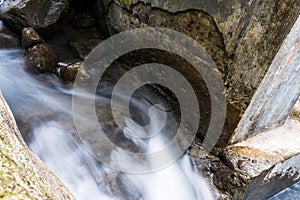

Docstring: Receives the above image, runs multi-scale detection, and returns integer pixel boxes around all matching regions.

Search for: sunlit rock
[0,92,75,200]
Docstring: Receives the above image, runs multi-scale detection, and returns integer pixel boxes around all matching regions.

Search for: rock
[291,98,300,122]
[0,92,75,199]
[72,13,96,28]
[103,0,300,146]
[24,44,59,74]
[21,27,44,49]
[0,20,19,48]
[66,25,104,58]
[223,118,300,199]
[0,0,69,34]
[94,0,111,36]
[58,59,91,82]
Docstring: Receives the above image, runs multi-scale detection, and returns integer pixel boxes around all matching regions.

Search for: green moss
[39,56,46,67]
[123,0,131,8]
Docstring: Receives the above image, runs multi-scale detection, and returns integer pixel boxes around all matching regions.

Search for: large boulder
[24,43,59,74]
[0,92,75,199]
[0,0,69,34]
[0,20,19,48]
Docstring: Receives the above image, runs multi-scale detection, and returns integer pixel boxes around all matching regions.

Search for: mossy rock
[24,43,58,74]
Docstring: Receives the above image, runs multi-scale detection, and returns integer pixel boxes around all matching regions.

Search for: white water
[0,49,215,199]
[2,47,298,200]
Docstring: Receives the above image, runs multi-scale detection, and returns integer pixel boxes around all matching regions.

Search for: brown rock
[24,44,58,74]
[21,27,44,49]
[58,60,90,82]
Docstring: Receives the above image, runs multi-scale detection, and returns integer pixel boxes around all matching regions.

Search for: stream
[0,48,215,199]
[1,46,299,199]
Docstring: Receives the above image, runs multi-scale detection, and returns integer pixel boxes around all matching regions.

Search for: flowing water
[0,48,216,199]
[1,47,299,199]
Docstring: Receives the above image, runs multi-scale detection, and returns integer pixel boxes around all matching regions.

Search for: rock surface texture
[223,119,300,199]
[0,0,69,34]
[99,0,300,104]
[0,92,75,200]
[0,0,299,199]
[96,0,300,146]
[24,44,58,73]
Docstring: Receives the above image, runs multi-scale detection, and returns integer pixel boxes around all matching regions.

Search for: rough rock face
[24,44,59,73]
[0,20,19,48]
[227,0,300,104]
[100,0,300,108]
[222,118,300,199]
[0,0,69,34]
[96,0,300,146]
[0,92,75,200]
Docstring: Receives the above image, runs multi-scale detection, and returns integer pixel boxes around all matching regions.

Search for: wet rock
[24,44,59,74]
[72,13,96,28]
[58,59,91,82]
[21,27,44,49]
[0,0,69,34]
[0,92,75,200]
[0,20,19,48]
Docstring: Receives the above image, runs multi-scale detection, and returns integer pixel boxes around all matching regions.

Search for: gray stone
[0,0,69,33]
[103,0,300,147]
[223,118,300,199]
[231,15,300,143]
